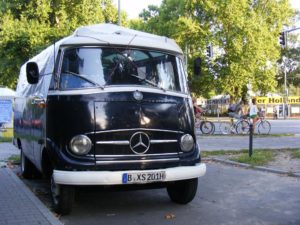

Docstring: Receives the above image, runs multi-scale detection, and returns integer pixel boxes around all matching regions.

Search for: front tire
[200,121,215,134]
[235,120,250,134]
[167,178,198,204]
[258,120,271,134]
[51,175,75,215]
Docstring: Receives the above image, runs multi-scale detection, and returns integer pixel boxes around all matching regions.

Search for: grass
[0,137,13,142]
[201,150,248,158]
[254,133,295,138]
[291,149,300,159]
[202,149,275,166]
[7,154,20,164]
[231,151,275,167]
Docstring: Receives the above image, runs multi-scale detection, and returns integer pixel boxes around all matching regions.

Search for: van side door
[30,91,46,170]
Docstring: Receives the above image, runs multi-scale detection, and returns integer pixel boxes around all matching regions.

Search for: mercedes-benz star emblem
[129,132,150,154]
[133,91,143,101]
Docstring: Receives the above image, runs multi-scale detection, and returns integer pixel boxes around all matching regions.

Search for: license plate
[122,171,166,184]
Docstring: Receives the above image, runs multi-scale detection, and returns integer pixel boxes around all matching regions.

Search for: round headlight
[180,134,194,152]
[69,135,92,155]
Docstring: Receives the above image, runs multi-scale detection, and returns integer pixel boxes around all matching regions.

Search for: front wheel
[51,175,75,215]
[200,121,215,134]
[258,120,271,134]
[167,178,198,204]
[235,120,250,134]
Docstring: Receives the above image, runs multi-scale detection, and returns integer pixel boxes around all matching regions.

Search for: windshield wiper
[63,71,104,89]
[130,74,166,91]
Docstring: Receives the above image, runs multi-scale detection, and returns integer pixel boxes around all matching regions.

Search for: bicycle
[256,116,271,134]
[195,111,215,135]
[219,116,250,135]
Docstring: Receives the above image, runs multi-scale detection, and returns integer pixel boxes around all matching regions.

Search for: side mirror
[193,57,201,76]
[26,62,39,84]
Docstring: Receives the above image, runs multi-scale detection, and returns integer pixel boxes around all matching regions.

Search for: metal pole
[118,0,121,26]
[284,32,288,119]
[249,120,253,157]
[284,64,287,119]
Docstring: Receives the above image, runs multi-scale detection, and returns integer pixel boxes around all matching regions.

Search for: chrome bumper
[53,163,206,185]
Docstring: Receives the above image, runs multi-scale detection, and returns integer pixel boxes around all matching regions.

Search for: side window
[49,50,61,90]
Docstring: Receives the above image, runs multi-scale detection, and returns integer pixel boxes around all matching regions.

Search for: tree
[277,33,300,95]
[0,0,122,88]
[130,0,294,100]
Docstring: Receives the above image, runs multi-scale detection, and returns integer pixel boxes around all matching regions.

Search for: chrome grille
[93,128,182,158]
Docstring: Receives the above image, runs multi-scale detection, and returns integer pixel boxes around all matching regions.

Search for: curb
[5,168,62,225]
[205,157,300,178]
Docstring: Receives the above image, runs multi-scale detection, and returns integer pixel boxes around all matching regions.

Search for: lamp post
[280,27,300,119]
[284,58,287,119]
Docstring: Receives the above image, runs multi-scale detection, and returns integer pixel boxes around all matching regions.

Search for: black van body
[13,24,206,215]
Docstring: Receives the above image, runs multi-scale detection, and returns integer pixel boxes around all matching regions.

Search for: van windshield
[59,47,182,92]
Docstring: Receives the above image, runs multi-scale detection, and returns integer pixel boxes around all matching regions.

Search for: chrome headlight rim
[180,134,194,152]
[69,135,92,155]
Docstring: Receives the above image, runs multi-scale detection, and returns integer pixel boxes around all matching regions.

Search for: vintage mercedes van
[13,24,206,214]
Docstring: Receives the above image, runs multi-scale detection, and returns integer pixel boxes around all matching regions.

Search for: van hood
[95,96,178,132]
[93,90,194,132]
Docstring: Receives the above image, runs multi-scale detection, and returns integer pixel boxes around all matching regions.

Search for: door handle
[31,97,44,104]
[31,96,46,108]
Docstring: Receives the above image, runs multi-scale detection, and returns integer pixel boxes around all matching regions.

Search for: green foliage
[0,0,122,88]
[130,0,294,98]
[231,150,275,166]
[277,33,300,89]
[1,0,296,97]
[291,149,300,159]
[0,137,13,142]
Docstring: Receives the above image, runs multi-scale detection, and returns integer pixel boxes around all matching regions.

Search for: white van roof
[62,24,182,54]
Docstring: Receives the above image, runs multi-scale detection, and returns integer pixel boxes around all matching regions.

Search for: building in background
[256,96,300,118]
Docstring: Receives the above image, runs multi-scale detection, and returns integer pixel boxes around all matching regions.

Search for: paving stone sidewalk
[0,168,61,225]
[0,143,61,224]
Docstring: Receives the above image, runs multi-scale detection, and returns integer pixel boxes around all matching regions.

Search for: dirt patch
[210,150,300,173]
[265,150,300,173]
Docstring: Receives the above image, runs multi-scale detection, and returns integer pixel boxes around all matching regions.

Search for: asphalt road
[269,119,300,134]
[197,135,300,151]
[211,119,300,135]
[57,162,299,225]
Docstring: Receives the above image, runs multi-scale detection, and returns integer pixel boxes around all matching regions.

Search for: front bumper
[53,163,206,185]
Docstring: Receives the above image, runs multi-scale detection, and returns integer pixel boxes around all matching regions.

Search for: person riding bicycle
[228,99,247,119]
[249,98,259,133]
[227,99,248,133]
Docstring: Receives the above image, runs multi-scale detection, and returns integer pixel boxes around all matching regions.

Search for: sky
[290,0,300,11]
[113,0,162,19]
[114,0,300,19]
